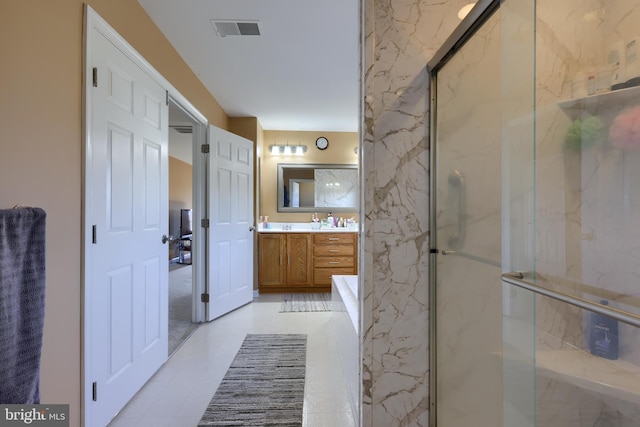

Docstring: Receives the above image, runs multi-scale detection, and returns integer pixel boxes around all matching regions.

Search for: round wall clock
[315,137,329,150]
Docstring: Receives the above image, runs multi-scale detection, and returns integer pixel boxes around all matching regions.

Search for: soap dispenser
[589,300,619,360]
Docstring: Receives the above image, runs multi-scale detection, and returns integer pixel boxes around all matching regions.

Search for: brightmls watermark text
[0,405,68,427]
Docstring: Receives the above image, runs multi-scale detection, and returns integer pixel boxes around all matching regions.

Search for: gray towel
[0,207,46,404]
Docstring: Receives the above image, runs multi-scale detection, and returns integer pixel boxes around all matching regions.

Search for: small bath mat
[280,293,332,312]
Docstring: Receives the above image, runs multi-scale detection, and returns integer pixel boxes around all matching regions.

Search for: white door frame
[83,6,208,425]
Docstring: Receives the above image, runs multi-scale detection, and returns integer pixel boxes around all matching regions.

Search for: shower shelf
[500,344,640,405]
[535,349,640,404]
[558,85,640,114]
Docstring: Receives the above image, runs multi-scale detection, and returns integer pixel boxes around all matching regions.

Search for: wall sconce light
[269,144,307,156]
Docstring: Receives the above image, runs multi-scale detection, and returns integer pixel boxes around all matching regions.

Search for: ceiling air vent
[211,20,261,37]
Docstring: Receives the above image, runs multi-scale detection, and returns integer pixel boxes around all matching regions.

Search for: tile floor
[108,293,356,427]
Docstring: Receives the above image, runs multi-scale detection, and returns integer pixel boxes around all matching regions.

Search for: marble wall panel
[361,0,471,425]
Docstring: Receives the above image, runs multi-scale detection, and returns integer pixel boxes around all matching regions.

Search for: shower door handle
[448,169,466,249]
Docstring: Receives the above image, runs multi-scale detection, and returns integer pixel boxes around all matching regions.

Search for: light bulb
[458,3,475,20]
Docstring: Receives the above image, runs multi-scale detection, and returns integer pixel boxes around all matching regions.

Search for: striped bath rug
[198,334,307,426]
[280,293,332,312]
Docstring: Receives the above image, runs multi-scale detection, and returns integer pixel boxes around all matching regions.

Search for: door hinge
[201,218,210,228]
[201,144,210,154]
[92,67,98,87]
[92,382,97,401]
[201,293,210,303]
[165,90,169,106]
[92,225,97,244]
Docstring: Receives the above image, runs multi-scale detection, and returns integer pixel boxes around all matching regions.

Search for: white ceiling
[138,0,360,132]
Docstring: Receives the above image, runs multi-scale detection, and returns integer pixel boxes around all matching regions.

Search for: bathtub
[331,275,359,422]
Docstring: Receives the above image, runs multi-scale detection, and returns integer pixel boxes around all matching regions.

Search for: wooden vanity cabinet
[257,233,286,287]
[286,233,313,286]
[313,233,357,287]
[258,233,312,291]
[258,231,357,292]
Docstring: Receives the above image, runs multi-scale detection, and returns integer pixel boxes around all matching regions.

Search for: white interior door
[291,181,300,207]
[206,125,254,321]
[86,29,169,426]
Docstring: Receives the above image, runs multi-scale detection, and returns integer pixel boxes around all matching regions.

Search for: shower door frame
[426,1,503,425]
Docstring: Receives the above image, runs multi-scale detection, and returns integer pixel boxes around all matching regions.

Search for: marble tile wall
[361,0,470,425]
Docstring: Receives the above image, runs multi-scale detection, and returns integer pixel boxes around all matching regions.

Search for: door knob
[162,235,174,244]
[249,226,256,231]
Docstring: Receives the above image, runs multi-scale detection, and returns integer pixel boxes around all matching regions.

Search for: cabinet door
[286,234,313,286]
[258,234,285,287]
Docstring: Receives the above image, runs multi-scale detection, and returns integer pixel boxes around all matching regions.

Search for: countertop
[257,222,358,233]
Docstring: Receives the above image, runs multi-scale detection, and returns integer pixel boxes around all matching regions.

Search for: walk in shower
[429,0,640,425]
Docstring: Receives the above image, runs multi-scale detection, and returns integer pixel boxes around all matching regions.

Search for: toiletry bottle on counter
[589,300,618,360]
[327,212,333,228]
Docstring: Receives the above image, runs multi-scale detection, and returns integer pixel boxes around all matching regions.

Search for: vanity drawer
[313,233,356,245]
[314,268,355,286]
[314,256,355,268]
[314,245,354,257]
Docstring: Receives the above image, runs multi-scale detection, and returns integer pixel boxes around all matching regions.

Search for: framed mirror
[277,163,358,213]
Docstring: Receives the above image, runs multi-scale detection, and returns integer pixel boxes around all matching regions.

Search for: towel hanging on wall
[0,207,46,404]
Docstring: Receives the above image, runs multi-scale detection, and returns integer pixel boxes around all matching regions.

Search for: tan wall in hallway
[169,157,193,259]
[0,1,227,425]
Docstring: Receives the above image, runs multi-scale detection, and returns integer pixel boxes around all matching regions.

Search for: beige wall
[169,156,193,259]
[0,1,227,425]
[261,130,359,221]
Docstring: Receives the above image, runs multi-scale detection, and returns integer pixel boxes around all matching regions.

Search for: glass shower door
[433,6,504,426]
[501,0,640,425]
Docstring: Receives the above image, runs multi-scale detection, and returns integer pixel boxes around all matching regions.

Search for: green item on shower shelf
[564,116,605,151]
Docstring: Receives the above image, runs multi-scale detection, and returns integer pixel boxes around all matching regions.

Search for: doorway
[168,101,199,355]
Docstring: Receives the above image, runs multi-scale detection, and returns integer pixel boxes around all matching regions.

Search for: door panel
[433,8,503,426]
[258,234,285,287]
[287,234,312,286]
[207,125,254,321]
[87,29,168,426]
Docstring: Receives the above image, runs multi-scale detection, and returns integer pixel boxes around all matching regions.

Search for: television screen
[180,209,193,237]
